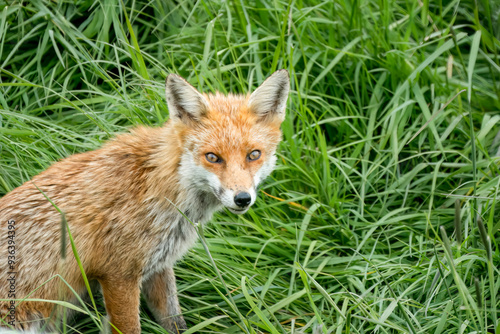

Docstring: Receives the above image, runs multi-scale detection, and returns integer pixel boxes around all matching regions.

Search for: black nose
[234,192,251,207]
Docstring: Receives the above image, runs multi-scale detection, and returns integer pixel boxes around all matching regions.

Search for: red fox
[0,70,290,333]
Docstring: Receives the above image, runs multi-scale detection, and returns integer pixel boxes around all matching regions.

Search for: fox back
[0,70,289,333]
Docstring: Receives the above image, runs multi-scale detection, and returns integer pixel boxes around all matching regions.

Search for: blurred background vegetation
[0,0,499,333]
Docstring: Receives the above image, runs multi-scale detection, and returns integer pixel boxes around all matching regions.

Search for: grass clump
[1,0,499,333]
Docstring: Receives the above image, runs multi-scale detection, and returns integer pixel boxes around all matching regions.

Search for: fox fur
[0,70,290,333]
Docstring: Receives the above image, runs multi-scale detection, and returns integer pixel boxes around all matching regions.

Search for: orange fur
[0,70,289,333]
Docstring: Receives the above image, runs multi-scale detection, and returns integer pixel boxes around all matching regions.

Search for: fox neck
[140,125,222,279]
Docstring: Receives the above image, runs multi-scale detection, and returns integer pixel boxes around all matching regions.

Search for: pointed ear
[248,69,290,123]
[165,74,210,123]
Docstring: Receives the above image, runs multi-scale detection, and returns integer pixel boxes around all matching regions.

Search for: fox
[0,69,290,333]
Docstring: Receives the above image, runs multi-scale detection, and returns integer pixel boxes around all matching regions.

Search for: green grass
[1,0,500,333]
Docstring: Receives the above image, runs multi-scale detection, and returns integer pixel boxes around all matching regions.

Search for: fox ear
[248,69,290,122]
[165,74,209,123]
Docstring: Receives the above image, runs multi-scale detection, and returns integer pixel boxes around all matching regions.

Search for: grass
[1,0,500,333]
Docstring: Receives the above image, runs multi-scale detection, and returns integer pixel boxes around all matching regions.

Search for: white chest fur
[142,216,197,280]
[142,190,221,280]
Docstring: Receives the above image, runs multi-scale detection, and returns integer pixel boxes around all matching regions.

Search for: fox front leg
[143,267,187,333]
[99,276,142,334]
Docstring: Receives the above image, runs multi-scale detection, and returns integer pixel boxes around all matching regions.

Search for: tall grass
[1,0,499,333]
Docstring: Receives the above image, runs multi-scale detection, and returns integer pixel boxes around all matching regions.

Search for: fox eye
[206,152,222,163]
[247,150,261,161]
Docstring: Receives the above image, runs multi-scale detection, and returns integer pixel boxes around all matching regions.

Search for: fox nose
[234,192,251,208]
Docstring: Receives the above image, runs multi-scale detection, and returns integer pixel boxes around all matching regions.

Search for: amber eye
[247,150,261,161]
[206,153,222,163]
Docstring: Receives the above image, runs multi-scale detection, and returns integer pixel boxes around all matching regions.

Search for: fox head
[165,70,289,214]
